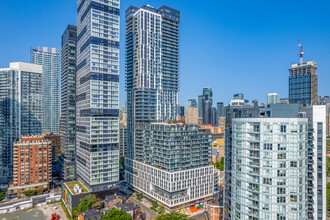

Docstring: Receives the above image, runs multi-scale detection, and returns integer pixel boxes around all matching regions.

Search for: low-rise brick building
[8,136,51,198]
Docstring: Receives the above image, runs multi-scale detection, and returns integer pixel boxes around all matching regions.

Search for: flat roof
[64,181,89,195]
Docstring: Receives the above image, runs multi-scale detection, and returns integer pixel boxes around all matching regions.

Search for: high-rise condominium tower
[217,102,225,117]
[231,118,309,220]
[126,5,180,159]
[76,0,120,191]
[0,63,43,184]
[32,47,60,133]
[125,5,218,210]
[289,61,318,105]
[58,25,77,180]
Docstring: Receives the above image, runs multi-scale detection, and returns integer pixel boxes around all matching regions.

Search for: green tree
[102,208,132,220]
[120,157,125,168]
[158,205,165,214]
[327,183,330,211]
[73,194,99,214]
[136,192,143,201]
[0,192,5,201]
[156,212,189,220]
[23,190,37,197]
[212,157,224,171]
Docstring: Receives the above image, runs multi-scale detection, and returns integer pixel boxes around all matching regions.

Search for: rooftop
[115,202,138,212]
[64,181,89,195]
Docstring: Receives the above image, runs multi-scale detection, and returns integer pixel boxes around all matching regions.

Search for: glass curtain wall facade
[231,118,308,220]
[32,47,60,133]
[76,0,120,191]
[289,61,318,105]
[0,63,43,184]
[125,5,180,160]
[58,25,77,180]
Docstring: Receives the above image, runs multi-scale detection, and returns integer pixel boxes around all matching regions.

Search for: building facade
[0,62,43,184]
[32,47,60,133]
[300,106,326,219]
[8,136,51,198]
[43,132,61,165]
[125,123,217,210]
[230,118,309,220]
[76,0,120,191]
[125,5,180,159]
[185,107,199,125]
[58,25,77,181]
[119,123,127,158]
[289,61,318,105]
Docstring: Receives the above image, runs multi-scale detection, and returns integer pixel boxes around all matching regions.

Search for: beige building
[185,107,198,125]
[218,117,226,127]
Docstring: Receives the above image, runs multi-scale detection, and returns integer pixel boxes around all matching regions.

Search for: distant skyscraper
[211,107,218,126]
[0,63,43,184]
[289,61,318,105]
[198,95,204,117]
[76,0,120,191]
[178,105,185,117]
[126,5,179,160]
[233,93,244,100]
[58,25,77,181]
[203,87,213,104]
[32,47,60,133]
[203,100,212,125]
[267,92,280,104]
[217,102,225,117]
[188,99,197,108]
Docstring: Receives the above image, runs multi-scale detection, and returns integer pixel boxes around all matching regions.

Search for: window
[280,125,287,133]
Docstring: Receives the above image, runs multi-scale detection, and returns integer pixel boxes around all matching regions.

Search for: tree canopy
[156,212,189,220]
[102,209,133,220]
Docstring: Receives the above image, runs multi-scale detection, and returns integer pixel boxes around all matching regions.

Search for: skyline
[1,0,330,107]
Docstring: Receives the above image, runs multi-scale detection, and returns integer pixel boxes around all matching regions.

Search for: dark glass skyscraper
[289,61,318,105]
[76,0,120,191]
[58,25,77,181]
[217,102,225,117]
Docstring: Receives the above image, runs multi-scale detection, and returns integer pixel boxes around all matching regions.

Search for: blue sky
[1,0,329,107]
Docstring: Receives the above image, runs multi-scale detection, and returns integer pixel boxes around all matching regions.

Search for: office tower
[203,87,213,104]
[188,99,197,108]
[230,118,308,220]
[32,47,60,133]
[58,25,77,180]
[233,93,244,100]
[126,5,180,159]
[125,123,217,210]
[203,100,212,125]
[289,61,318,105]
[0,62,43,184]
[300,105,326,219]
[178,105,185,118]
[217,102,225,117]
[224,96,260,219]
[267,93,280,105]
[185,107,199,125]
[198,95,204,117]
[8,135,51,198]
[76,0,120,192]
[211,107,218,126]
[119,123,127,158]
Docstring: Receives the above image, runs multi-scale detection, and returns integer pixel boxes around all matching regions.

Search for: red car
[51,213,58,220]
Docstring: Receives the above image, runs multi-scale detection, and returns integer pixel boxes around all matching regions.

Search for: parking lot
[0,203,67,220]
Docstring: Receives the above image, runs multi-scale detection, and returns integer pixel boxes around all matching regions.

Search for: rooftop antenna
[298,40,304,64]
